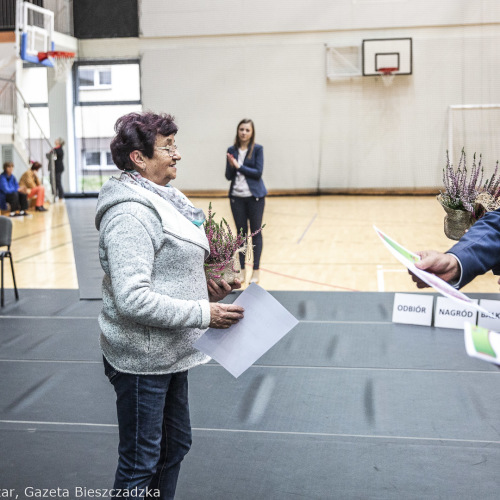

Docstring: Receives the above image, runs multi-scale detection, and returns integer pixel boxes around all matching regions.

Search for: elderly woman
[96,111,244,499]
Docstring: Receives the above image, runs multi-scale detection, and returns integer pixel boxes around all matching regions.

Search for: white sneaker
[250,270,260,283]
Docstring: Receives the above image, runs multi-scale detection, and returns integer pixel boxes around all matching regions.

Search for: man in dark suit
[411,209,500,288]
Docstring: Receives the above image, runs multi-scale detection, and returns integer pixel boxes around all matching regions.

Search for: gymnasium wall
[77,0,500,193]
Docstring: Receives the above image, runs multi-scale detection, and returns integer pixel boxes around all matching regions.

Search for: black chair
[0,216,19,307]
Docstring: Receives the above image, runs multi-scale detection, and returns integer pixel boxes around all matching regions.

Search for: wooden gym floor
[3,195,499,294]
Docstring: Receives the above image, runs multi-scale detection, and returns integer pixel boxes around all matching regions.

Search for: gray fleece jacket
[95,178,211,374]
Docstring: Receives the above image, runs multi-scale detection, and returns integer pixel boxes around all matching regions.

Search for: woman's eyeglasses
[156,145,179,157]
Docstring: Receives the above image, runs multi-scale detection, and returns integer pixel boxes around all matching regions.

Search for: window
[78,67,112,89]
[85,151,101,166]
[83,151,116,171]
[79,69,94,87]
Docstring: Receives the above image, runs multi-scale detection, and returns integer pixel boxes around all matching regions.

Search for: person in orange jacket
[19,162,47,212]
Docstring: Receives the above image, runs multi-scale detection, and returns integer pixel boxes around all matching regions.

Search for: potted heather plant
[439,149,482,240]
[474,159,500,216]
[204,203,264,285]
[439,149,500,240]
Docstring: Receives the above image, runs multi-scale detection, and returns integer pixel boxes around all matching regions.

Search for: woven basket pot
[437,195,474,240]
[205,254,242,286]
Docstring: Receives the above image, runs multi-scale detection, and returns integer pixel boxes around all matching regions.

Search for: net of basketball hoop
[38,51,76,82]
[377,67,397,86]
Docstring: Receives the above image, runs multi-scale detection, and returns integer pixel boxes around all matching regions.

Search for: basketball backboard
[362,38,412,77]
[19,2,54,67]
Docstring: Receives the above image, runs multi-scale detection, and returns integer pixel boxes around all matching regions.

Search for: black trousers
[55,172,64,199]
[229,196,265,270]
[6,192,28,212]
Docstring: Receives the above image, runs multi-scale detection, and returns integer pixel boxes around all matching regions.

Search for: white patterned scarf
[119,170,205,226]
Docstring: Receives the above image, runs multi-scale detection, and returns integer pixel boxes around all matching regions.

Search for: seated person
[19,161,47,212]
[0,162,28,217]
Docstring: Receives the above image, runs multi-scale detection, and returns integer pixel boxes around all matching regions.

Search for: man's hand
[209,303,244,329]
[409,250,460,288]
[208,279,242,302]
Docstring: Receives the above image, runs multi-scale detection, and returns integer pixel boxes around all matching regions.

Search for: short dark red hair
[110,112,178,171]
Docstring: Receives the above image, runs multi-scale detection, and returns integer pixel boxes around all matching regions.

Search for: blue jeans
[104,357,192,499]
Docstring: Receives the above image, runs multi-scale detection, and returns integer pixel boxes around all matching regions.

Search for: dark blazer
[448,208,500,287]
[54,146,64,174]
[225,144,267,198]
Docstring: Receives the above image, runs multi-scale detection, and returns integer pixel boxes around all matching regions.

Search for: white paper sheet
[373,225,493,317]
[194,283,299,378]
[464,322,500,366]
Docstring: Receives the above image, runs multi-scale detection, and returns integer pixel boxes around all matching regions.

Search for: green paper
[379,232,419,263]
[471,325,497,358]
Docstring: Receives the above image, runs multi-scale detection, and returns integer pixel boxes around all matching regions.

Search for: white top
[231,148,252,197]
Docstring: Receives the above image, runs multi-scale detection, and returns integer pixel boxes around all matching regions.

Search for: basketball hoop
[38,51,76,82]
[377,67,397,86]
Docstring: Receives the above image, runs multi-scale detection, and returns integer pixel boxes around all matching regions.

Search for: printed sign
[392,293,434,326]
[434,297,478,330]
[478,299,500,331]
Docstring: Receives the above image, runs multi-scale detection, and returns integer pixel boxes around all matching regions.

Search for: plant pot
[205,254,242,286]
[437,195,474,240]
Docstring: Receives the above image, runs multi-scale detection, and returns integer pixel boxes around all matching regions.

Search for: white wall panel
[18,67,48,103]
[320,30,500,189]
[78,3,500,191]
[139,0,500,38]
[141,42,324,192]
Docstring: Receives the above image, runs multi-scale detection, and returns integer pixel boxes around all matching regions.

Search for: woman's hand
[209,303,244,328]
[227,153,239,169]
[208,279,242,302]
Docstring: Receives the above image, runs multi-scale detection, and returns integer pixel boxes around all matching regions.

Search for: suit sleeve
[447,208,500,288]
[225,148,236,181]
[238,146,264,180]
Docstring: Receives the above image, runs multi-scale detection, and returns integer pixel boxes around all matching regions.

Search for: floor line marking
[377,265,408,292]
[0,317,389,324]
[260,267,358,291]
[1,420,499,445]
[0,316,97,320]
[0,359,101,364]
[201,364,498,374]
[191,428,500,445]
[297,213,317,244]
[15,241,73,263]
[0,359,495,374]
[0,419,116,428]
[377,265,385,291]
[300,320,392,324]
[11,223,69,242]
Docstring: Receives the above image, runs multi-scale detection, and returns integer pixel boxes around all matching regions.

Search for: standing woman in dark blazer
[226,118,267,284]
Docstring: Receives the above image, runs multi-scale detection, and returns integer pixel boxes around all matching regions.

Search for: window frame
[77,66,112,90]
[83,150,116,171]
